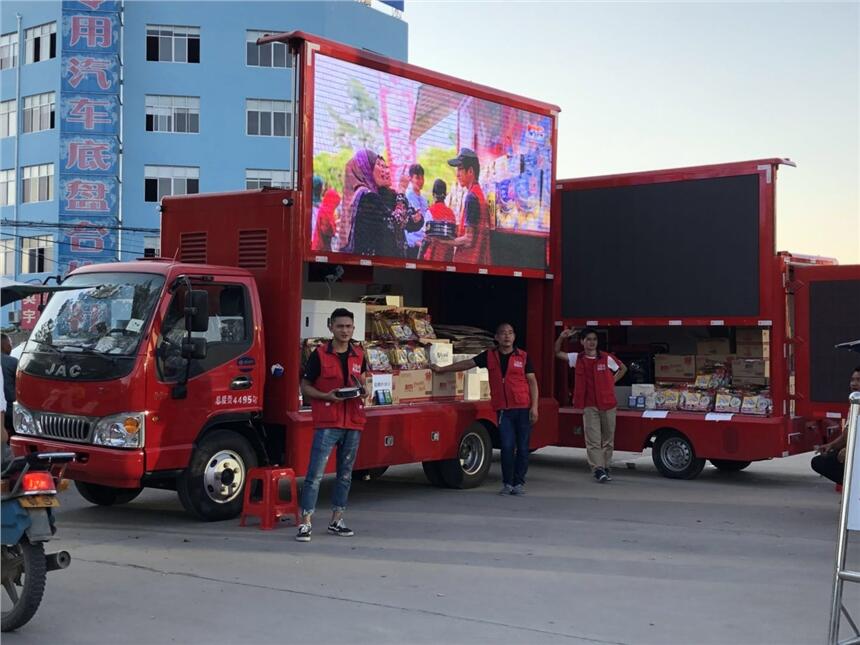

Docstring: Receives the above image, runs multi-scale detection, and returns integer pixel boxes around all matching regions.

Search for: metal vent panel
[238,229,268,269]
[36,412,93,443]
[179,231,207,264]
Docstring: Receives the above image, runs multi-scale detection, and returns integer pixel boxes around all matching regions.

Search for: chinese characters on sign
[59,0,122,276]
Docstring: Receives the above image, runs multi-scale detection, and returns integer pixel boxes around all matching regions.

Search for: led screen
[311,54,552,270]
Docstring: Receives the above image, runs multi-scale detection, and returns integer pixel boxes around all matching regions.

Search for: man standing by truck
[440,148,491,265]
[555,328,627,483]
[431,323,539,495]
[297,308,367,542]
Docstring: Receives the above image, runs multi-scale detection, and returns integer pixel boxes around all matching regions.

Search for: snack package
[714,389,743,413]
[411,346,428,369]
[405,309,436,339]
[680,389,714,413]
[389,346,410,370]
[366,345,392,372]
[654,386,681,411]
[741,393,772,416]
[694,363,731,390]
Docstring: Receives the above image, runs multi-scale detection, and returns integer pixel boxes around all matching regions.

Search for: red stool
[240,467,300,530]
[836,484,843,494]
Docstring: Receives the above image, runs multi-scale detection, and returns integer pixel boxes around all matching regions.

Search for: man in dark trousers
[811,366,860,485]
[431,323,539,495]
[297,308,367,542]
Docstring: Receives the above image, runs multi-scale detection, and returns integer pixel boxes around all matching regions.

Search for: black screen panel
[561,174,761,318]
[809,280,860,403]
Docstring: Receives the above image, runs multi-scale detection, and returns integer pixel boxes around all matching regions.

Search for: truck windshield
[26,272,165,358]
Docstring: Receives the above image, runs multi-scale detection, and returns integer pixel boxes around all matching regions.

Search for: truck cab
[12,261,267,520]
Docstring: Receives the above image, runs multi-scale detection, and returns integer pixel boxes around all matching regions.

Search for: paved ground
[4,448,858,644]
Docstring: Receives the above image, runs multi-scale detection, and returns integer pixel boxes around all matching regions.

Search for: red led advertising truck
[552,159,859,478]
[11,34,858,521]
[11,32,562,520]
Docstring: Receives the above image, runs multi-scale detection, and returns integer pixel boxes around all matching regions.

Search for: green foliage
[313,149,355,194]
[330,79,382,151]
[417,147,458,195]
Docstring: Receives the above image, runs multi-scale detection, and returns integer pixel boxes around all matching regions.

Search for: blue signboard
[61,53,119,94]
[62,11,121,53]
[60,135,119,176]
[60,93,119,136]
[59,176,119,218]
[57,215,119,274]
[64,0,121,12]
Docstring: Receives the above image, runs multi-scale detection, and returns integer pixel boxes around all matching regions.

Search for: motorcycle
[1,452,75,632]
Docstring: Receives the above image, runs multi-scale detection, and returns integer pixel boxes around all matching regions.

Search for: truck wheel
[422,461,446,487]
[75,482,143,506]
[353,467,388,482]
[177,430,257,522]
[1,540,47,632]
[652,431,706,480]
[439,424,492,489]
[709,459,751,472]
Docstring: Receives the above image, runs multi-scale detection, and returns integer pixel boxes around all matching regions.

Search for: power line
[2,232,149,265]
[2,219,161,234]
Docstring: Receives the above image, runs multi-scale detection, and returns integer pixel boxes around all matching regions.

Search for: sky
[404,1,859,263]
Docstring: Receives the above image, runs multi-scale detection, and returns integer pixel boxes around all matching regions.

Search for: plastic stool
[835,484,843,494]
[240,467,300,530]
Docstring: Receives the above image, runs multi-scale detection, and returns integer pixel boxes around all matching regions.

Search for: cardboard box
[464,367,489,401]
[631,383,656,409]
[392,369,432,404]
[696,354,735,372]
[654,355,696,381]
[432,371,464,400]
[733,358,769,379]
[732,376,769,388]
[736,328,770,344]
[425,340,453,367]
[361,295,404,307]
[696,338,731,355]
[736,342,770,358]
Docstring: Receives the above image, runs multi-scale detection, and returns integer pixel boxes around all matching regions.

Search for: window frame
[245,99,291,138]
[21,234,54,274]
[21,163,54,204]
[245,169,291,190]
[24,22,57,65]
[0,99,16,138]
[145,25,200,64]
[145,95,200,134]
[0,238,14,276]
[144,165,200,203]
[0,31,18,70]
[22,92,56,134]
[0,168,15,207]
[245,30,291,69]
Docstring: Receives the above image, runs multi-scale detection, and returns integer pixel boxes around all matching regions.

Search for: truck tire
[177,430,257,522]
[1,540,47,632]
[75,482,143,506]
[652,430,706,480]
[353,467,388,482]
[709,459,751,472]
[422,461,446,487]
[439,424,492,489]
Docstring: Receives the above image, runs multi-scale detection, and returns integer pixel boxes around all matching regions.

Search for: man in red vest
[431,323,539,495]
[297,308,367,542]
[438,148,491,265]
[555,328,627,483]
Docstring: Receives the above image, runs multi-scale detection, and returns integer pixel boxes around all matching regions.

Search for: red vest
[456,184,491,265]
[573,352,617,411]
[486,348,531,412]
[309,343,366,431]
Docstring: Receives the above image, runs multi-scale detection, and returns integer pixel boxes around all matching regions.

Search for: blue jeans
[498,408,531,486]
[300,428,361,517]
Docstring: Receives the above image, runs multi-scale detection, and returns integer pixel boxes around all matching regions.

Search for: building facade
[1,0,406,323]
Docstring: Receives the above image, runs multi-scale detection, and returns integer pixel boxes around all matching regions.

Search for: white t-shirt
[567,352,620,371]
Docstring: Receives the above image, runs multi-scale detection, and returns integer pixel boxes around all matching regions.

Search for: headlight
[92,412,145,449]
[13,403,38,435]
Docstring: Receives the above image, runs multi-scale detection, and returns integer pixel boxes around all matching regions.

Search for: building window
[0,169,15,207]
[25,23,56,64]
[245,169,291,190]
[146,25,200,63]
[0,100,15,138]
[22,236,53,274]
[246,99,291,137]
[143,236,161,258]
[145,95,200,133]
[144,165,199,202]
[0,32,18,70]
[22,92,56,134]
[0,239,14,276]
[22,164,54,203]
[246,30,290,68]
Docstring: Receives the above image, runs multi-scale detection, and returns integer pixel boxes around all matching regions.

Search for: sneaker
[327,519,354,537]
[295,523,312,542]
[499,484,514,495]
[594,468,608,483]
[604,469,613,482]
[510,484,525,496]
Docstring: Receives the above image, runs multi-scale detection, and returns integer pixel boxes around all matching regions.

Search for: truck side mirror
[181,337,207,360]
[185,290,209,333]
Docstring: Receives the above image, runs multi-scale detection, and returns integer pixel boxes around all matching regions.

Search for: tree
[330,80,382,151]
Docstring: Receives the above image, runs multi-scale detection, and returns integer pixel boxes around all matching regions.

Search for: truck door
[792,263,860,423]
[146,279,263,471]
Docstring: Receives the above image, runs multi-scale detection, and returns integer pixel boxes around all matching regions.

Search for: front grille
[37,412,93,443]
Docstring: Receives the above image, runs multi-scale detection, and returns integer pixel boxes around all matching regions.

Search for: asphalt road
[4,448,857,645]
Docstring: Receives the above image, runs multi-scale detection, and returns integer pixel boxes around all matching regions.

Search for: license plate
[18,495,59,508]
